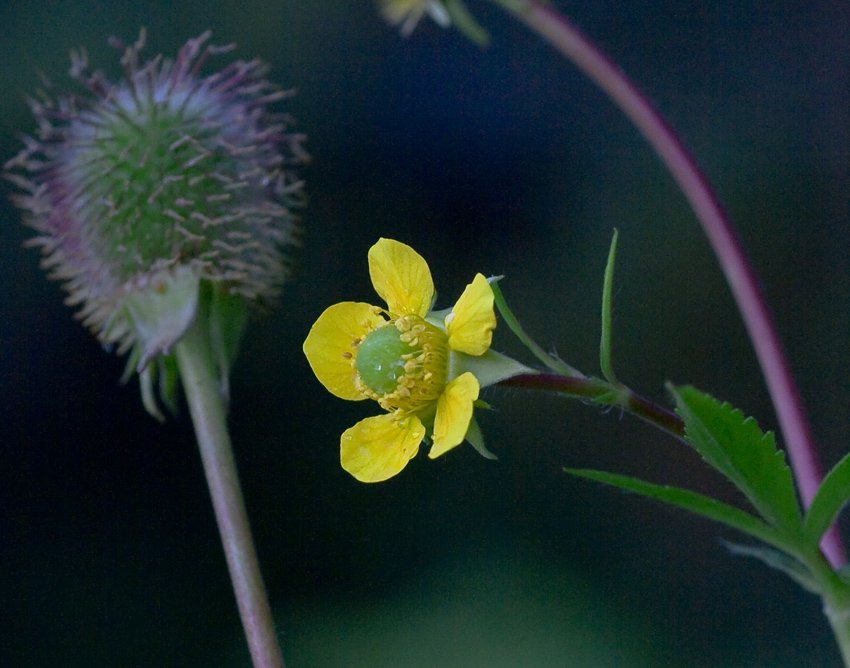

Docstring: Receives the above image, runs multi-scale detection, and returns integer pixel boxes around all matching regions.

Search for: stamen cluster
[353,314,449,415]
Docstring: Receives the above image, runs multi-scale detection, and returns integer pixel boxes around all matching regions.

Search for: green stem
[499,372,685,441]
[175,318,284,668]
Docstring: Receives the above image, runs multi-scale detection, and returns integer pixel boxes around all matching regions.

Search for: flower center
[354,314,449,415]
[355,325,416,396]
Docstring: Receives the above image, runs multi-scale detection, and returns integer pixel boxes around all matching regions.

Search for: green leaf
[722,541,820,594]
[803,450,850,547]
[566,468,794,553]
[600,228,618,384]
[670,385,802,536]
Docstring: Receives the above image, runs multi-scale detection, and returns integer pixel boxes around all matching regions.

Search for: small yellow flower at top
[303,238,528,482]
[379,0,451,37]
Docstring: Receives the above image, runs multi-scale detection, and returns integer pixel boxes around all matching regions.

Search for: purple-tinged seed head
[5,29,306,360]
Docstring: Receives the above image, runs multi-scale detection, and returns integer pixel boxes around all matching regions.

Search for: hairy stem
[493,0,844,567]
[175,319,284,668]
[499,373,686,442]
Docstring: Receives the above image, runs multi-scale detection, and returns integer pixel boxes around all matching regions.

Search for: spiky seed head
[4,29,306,370]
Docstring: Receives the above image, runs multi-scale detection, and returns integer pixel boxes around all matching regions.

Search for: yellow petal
[368,238,434,317]
[341,413,425,482]
[429,372,479,459]
[303,302,385,400]
[445,273,496,356]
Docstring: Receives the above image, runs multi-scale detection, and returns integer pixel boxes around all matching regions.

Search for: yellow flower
[304,238,527,482]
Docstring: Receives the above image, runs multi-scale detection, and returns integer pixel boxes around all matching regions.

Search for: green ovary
[83,104,234,277]
[355,325,416,396]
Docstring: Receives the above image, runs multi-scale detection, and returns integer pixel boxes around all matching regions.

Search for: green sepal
[209,285,248,382]
[123,265,201,371]
[156,353,181,415]
[136,353,180,423]
[803,450,850,548]
[139,363,166,423]
[197,281,249,411]
[452,348,534,389]
[722,541,820,594]
[117,266,200,421]
[465,417,497,460]
[565,468,796,554]
[124,277,248,421]
[669,385,803,537]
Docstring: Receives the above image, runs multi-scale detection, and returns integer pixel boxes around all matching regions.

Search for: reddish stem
[499,373,686,440]
[503,0,844,566]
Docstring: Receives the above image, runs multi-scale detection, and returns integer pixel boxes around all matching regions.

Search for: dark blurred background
[1,0,848,666]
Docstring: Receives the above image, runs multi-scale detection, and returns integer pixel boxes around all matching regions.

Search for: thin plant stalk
[500,373,687,442]
[492,0,845,568]
[175,317,284,668]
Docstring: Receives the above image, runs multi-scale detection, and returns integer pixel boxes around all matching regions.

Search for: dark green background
[1,1,848,665]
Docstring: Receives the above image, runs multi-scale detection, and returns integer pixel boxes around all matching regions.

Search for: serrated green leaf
[566,468,794,553]
[803,451,850,547]
[722,541,820,594]
[670,385,802,536]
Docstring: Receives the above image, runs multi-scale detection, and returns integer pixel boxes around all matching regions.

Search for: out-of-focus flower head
[378,0,489,45]
[4,29,306,418]
[380,0,451,36]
